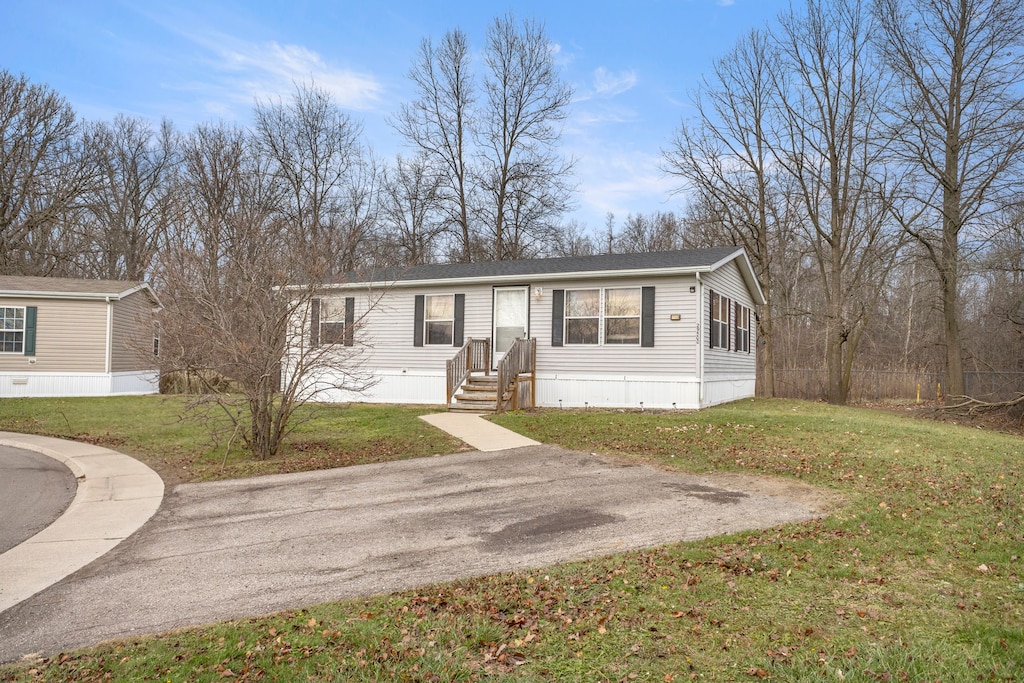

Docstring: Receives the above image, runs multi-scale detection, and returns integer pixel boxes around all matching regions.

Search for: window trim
[710,290,731,350]
[0,306,27,354]
[319,297,354,347]
[603,287,642,345]
[734,302,751,353]
[558,287,652,347]
[563,288,601,345]
[423,293,456,346]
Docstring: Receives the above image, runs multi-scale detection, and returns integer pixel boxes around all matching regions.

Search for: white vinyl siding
[703,260,757,380]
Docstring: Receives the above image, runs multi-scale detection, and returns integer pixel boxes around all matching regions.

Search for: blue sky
[2,0,789,234]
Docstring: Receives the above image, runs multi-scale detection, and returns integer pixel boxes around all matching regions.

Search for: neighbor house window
[604,288,641,344]
[424,294,455,345]
[564,289,600,344]
[0,307,26,353]
[734,303,750,353]
[710,291,730,349]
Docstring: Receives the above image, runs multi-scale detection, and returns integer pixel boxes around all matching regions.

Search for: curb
[0,432,164,614]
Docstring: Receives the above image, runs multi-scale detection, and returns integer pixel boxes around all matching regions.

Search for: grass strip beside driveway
[2,398,1022,681]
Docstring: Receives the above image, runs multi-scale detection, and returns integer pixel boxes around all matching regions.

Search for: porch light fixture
[689,286,696,293]
[533,287,543,299]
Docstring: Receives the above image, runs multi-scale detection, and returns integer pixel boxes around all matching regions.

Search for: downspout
[105,296,113,376]
[695,273,704,408]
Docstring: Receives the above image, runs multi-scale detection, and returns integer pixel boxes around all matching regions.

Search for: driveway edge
[0,432,164,614]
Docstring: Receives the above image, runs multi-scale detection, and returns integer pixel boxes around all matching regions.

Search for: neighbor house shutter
[453,293,465,347]
[551,289,565,347]
[310,298,320,347]
[344,297,355,347]
[640,286,655,348]
[23,306,37,356]
[413,295,425,347]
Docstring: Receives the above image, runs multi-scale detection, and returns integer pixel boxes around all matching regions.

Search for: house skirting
[0,371,159,398]
[297,369,753,410]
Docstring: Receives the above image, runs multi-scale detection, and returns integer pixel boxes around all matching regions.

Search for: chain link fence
[768,369,1024,403]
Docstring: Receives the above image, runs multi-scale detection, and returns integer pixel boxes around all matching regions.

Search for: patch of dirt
[699,471,845,513]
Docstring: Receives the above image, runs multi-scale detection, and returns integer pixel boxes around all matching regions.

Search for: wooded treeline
[2,1,1023,408]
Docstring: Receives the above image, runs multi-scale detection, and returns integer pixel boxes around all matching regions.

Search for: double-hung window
[710,291,730,349]
[734,303,751,353]
[310,297,354,347]
[0,307,26,353]
[424,294,455,345]
[564,289,600,344]
[604,288,642,344]
[320,298,348,345]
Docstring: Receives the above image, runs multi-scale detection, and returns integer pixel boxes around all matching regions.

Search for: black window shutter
[708,290,716,349]
[641,286,655,347]
[344,297,355,347]
[551,289,564,347]
[413,295,424,347]
[734,301,740,352]
[453,293,465,347]
[23,306,37,356]
[310,298,320,347]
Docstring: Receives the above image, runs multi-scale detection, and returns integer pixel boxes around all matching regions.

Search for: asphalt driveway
[0,444,828,663]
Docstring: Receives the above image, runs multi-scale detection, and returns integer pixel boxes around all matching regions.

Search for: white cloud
[717,0,737,6]
[196,34,385,113]
[592,67,637,98]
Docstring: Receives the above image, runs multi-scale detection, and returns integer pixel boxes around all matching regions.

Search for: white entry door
[492,286,529,368]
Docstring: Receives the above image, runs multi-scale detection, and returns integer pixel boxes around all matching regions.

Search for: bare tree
[478,14,575,260]
[253,83,366,274]
[614,211,686,253]
[158,121,373,459]
[545,219,597,257]
[392,29,476,262]
[377,152,446,265]
[0,70,95,275]
[873,0,1024,399]
[771,0,901,404]
[664,29,787,395]
[79,115,176,280]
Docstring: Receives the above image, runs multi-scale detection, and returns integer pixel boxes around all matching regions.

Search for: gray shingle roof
[343,247,744,284]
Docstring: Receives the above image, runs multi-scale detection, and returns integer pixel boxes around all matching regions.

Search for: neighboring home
[0,276,161,397]
[288,247,765,411]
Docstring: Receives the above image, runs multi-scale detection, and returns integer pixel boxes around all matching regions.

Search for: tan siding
[703,260,757,378]
[110,291,157,372]
[0,296,107,373]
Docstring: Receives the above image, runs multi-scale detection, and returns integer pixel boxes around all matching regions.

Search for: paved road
[0,446,77,554]
[0,445,826,663]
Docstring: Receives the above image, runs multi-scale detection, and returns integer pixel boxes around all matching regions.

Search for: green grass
[2,398,1022,681]
[0,395,466,484]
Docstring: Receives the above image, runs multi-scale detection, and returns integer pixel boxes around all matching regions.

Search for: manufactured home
[0,276,161,397]
[287,247,765,411]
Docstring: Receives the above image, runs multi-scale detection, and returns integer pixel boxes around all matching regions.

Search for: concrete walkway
[0,432,164,614]
[419,412,541,451]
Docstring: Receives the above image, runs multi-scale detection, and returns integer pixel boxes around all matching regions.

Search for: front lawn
[2,398,1021,681]
[0,395,465,485]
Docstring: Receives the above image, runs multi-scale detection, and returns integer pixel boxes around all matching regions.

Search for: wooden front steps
[448,373,511,413]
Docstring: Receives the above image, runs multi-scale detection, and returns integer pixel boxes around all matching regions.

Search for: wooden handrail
[495,337,536,413]
[446,337,491,404]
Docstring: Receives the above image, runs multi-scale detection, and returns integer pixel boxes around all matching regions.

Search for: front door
[492,286,529,368]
